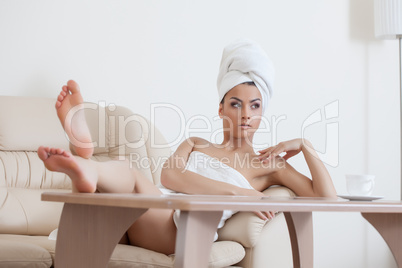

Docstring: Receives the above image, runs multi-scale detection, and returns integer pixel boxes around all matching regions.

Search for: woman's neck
[220,135,255,154]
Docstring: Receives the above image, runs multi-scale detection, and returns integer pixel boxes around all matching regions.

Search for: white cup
[345,174,375,196]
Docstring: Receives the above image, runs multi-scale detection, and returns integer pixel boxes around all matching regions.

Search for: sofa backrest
[0,96,171,236]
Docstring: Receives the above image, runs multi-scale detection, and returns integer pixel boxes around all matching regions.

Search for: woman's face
[219,83,263,140]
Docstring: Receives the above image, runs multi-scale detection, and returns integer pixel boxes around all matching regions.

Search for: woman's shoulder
[183,136,214,148]
[173,137,215,156]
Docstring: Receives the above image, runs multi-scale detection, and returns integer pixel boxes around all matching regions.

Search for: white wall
[0,0,399,267]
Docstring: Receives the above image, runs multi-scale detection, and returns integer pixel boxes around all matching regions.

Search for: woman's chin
[232,131,255,140]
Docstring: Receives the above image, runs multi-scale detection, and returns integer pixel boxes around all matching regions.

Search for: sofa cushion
[206,241,245,268]
[0,239,52,268]
[109,241,244,268]
[0,188,68,235]
[108,244,173,268]
[0,234,244,268]
[0,235,56,262]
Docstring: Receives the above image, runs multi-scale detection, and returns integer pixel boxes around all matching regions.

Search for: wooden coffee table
[41,193,402,268]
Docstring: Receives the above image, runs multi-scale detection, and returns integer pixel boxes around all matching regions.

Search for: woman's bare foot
[56,80,94,159]
[38,146,97,193]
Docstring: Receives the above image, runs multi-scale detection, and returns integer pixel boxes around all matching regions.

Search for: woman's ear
[218,103,223,118]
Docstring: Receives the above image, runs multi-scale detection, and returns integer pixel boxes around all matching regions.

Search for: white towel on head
[217,39,275,113]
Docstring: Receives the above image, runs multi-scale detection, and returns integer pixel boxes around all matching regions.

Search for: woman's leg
[39,80,176,254]
[38,147,177,255]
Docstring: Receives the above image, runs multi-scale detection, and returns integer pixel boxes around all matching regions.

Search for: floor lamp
[374,0,402,199]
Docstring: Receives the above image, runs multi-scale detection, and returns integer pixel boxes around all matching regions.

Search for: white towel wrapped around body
[159,150,256,241]
[217,39,275,113]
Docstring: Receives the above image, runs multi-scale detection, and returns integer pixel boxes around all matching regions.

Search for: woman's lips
[240,124,251,129]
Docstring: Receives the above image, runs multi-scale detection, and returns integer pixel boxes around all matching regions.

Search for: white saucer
[337,195,384,201]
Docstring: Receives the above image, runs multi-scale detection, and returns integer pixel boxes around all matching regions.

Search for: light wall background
[0,0,400,267]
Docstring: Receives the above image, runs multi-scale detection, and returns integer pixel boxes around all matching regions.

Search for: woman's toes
[37,146,49,161]
[67,80,80,93]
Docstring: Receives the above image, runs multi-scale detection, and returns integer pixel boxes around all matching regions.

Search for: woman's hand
[240,188,277,221]
[254,210,277,221]
[258,138,308,162]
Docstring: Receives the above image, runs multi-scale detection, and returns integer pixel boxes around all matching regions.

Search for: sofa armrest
[217,211,265,248]
[217,186,295,248]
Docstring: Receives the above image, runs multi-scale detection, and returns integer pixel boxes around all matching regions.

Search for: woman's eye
[231,102,241,108]
[251,103,260,109]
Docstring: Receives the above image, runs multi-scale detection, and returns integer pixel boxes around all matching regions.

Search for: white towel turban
[217,39,275,114]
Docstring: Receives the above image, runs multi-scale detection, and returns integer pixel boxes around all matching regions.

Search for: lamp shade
[374,0,402,39]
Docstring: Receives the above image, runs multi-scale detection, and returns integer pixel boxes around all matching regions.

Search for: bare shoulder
[188,137,213,149]
[177,136,202,147]
[174,137,212,155]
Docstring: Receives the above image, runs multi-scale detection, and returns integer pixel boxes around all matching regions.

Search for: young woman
[38,40,336,256]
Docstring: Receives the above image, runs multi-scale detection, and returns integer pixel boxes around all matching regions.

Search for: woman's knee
[131,168,161,194]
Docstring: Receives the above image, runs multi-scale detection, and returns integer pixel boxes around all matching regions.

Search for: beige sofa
[0,96,294,268]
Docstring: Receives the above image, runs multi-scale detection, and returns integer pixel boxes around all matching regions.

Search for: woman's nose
[241,107,251,119]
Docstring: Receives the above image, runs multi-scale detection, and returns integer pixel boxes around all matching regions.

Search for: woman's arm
[259,139,337,198]
[300,139,337,197]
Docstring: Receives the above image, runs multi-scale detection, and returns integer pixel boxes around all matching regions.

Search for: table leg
[174,210,223,268]
[284,212,314,268]
[362,212,402,266]
[55,203,147,268]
